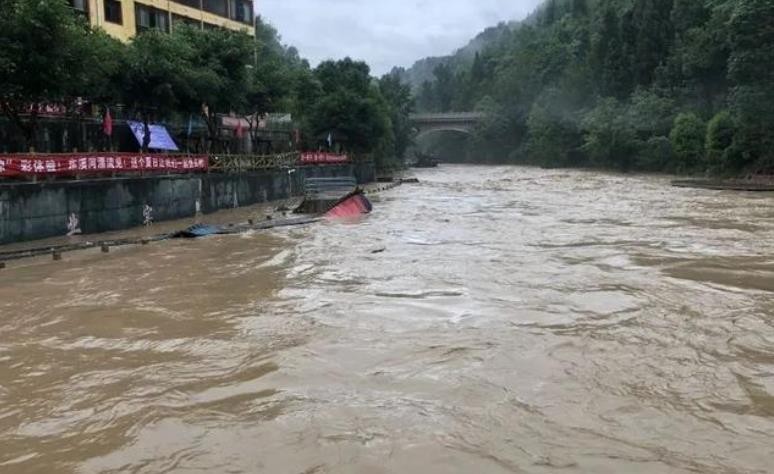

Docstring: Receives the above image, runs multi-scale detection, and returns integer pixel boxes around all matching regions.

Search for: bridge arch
[409,112,484,142]
[414,126,474,142]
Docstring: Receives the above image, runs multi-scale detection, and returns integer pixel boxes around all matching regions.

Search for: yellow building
[69,0,255,41]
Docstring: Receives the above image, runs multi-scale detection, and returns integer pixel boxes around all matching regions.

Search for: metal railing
[208,152,299,172]
[409,112,486,122]
[303,177,357,199]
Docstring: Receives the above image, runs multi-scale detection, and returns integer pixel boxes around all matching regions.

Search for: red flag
[235,118,244,139]
[103,108,113,137]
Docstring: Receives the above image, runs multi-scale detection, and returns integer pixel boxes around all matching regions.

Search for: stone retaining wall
[0,162,374,245]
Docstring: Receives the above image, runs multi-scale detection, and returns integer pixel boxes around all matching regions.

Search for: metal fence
[207,152,300,173]
[303,177,358,199]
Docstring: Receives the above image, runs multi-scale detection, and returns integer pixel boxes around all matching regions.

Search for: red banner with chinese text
[300,152,349,164]
[0,153,208,178]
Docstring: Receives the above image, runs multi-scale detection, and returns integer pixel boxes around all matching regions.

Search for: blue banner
[127,121,180,151]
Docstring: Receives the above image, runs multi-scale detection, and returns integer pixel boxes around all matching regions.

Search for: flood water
[1,165,773,473]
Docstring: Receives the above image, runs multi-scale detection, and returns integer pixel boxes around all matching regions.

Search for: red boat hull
[324,190,373,218]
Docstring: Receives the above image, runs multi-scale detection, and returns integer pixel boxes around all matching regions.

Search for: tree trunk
[1,101,37,152]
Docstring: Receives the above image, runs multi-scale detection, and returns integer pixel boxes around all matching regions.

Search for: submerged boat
[324,189,373,218]
[171,189,373,239]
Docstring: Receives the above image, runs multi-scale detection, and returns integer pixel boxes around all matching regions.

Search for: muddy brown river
[1,165,773,473]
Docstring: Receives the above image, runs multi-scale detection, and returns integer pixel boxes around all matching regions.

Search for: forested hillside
[410,0,774,175]
[393,21,518,93]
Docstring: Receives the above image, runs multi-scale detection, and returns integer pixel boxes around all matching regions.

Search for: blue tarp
[127,121,180,151]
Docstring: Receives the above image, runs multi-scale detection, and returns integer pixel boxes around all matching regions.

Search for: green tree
[83,31,126,107]
[431,63,456,112]
[669,4,731,113]
[630,0,675,87]
[378,73,414,164]
[245,18,294,117]
[582,98,638,170]
[627,89,675,138]
[121,30,196,150]
[308,58,390,154]
[176,26,253,151]
[591,7,632,98]
[471,52,485,84]
[727,0,774,170]
[0,0,110,149]
[638,136,673,170]
[705,110,734,169]
[670,112,706,171]
[543,0,559,26]
[288,65,321,123]
[416,80,437,112]
[526,89,583,168]
[671,0,709,35]
[572,0,589,18]
[470,96,516,163]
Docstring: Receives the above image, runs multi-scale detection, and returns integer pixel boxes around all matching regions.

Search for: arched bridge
[409,112,484,140]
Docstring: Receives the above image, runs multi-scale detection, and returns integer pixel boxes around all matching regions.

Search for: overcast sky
[257,0,543,76]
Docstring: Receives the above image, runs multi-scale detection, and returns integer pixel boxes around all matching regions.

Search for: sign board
[300,152,349,164]
[127,121,180,151]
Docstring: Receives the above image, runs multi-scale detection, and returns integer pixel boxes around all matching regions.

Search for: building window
[241,1,253,24]
[69,0,88,15]
[156,11,169,32]
[104,0,123,24]
[135,4,170,33]
[136,5,151,30]
[202,0,227,18]
[227,0,253,24]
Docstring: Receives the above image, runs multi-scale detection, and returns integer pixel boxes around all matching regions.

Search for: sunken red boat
[324,189,373,218]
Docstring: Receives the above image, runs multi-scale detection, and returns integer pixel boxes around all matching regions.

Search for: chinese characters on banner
[0,153,208,178]
[300,152,349,164]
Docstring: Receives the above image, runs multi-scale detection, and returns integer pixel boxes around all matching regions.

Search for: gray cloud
[257,0,543,76]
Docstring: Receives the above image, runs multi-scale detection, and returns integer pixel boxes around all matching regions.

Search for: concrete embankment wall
[0,162,375,245]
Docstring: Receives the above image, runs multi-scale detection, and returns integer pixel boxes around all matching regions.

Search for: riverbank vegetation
[0,0,411,168]
[408,0,774,176]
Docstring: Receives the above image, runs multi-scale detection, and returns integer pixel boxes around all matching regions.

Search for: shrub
[670,112,706,172]
[705,110,735,169]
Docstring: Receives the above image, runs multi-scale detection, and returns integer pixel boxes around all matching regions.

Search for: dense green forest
[0,0,411,168]
[404,0,774,175]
